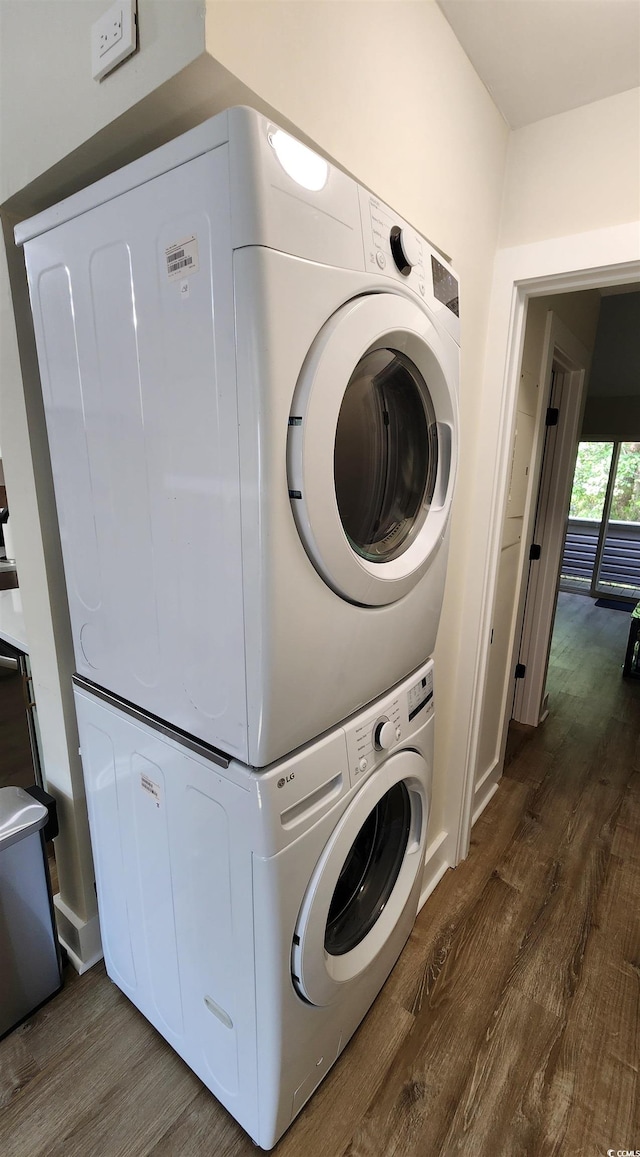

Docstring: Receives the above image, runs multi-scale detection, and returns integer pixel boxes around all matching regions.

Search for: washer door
[287,292,458,606]
[292,751,428,1007]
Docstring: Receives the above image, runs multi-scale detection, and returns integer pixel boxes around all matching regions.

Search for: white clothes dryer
[18,107,459,766]
[73,658,435,1149]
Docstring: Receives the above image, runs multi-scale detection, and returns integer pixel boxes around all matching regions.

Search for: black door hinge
[515,662,526,679]
[529,543,542,560]
[546,407,559,426]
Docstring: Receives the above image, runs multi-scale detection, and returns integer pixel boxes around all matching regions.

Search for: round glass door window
[325,781,411,956]
[334,349,438,562]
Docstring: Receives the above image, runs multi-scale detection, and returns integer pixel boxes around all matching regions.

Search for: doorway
[457,229,640,863]
[512,286,640,735]
[511,315,591,729]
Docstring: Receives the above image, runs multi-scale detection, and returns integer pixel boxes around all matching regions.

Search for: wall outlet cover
[92,0,137,82]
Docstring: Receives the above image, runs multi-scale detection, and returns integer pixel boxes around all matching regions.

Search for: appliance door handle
[0,654,19,671]
[434,422,452,510]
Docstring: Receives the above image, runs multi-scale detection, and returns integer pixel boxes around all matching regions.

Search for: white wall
[589,292,640,397]
[461,82,640,840]
[582,291,640,440]
[206,0,510,877]
[500,89,640,248]
[0,0,205,202]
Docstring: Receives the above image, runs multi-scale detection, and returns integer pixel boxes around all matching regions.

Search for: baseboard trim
[418,828,454,911]
[53,894,103,975]
[472,761,502,827]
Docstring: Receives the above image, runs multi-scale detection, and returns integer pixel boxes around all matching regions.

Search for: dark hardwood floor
[0,592,637,1156]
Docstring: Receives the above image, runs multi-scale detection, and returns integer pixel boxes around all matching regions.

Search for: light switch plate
[92,0,137,81]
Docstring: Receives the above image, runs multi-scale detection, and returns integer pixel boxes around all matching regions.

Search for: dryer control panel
[344,659,434,786]
[361,192,425,292]
[358,188,460,346]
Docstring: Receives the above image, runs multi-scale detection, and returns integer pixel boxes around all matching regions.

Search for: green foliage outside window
[569,441,640,523]
[612,443,640,521]
[569,442,613,520]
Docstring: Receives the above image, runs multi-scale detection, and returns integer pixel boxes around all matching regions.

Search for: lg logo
[277,773,295,789]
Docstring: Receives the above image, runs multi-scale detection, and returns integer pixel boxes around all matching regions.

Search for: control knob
[389,225,421,275]
[373,717,397,751]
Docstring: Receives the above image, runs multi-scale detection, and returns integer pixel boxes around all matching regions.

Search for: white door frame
[512,314,590,727]
[453,223,640,864]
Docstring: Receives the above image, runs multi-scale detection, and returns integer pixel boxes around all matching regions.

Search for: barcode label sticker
[165,236,199,281]
[141,772,162,808]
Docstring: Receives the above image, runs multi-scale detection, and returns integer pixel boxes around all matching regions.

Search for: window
[561,441,640,601]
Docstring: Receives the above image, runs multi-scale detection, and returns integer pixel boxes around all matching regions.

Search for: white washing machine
[18,107,459,766]
[72,658,435,1149]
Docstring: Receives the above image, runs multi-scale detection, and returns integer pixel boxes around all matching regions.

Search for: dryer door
[287,292,458,606]
[292,750,428,1007]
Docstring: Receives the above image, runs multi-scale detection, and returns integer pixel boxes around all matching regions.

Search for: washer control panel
[344,659,434,786]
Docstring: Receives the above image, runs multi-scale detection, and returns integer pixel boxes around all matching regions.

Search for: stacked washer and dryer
[17,108,460,1149]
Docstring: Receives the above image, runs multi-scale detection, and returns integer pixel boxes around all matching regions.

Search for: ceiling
[436,0,640,128]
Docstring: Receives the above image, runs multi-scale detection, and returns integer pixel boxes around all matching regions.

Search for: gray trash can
[0,786,63,1037]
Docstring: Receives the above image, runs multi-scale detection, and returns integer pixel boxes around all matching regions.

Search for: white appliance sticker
[140,772,162,808]
[165,236,199,281]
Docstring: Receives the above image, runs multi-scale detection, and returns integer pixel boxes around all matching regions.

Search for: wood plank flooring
[1,592,638,1155]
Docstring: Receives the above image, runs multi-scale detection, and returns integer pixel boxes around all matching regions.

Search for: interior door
[291,750,428,1007]
[512,366,568,724]
[287,292,458,606]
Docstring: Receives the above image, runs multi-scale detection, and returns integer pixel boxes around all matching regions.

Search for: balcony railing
[560,518,640,601]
